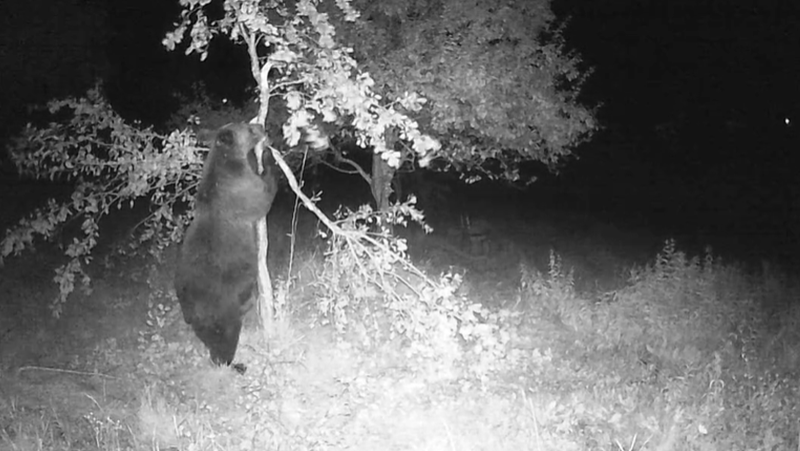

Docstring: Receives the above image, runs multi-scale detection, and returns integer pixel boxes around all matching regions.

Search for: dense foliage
[346,0,597,179]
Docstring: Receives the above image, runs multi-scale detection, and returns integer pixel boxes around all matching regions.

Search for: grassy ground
[1,205,798,451]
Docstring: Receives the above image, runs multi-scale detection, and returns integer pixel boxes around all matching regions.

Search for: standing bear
[175,122,278,373]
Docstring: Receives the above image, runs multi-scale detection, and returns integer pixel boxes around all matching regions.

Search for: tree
[164,0,441,182]
[333,0,597,209]
[166,0,596,211]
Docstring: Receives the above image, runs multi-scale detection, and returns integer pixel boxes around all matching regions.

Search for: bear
[174,122,278,374]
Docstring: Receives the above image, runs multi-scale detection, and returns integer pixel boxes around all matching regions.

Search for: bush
[1,85,203,316]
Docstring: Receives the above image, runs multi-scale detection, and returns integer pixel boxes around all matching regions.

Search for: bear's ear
[196,128,217,147]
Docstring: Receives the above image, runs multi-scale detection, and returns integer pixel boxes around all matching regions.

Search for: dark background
[550,0,800,264]
[1,0,798,263]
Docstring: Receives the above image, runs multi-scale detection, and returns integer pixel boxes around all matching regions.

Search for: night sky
[551,0,800,258]
[1,0,799,260]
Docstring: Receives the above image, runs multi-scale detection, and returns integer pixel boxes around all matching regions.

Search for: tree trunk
[370,132,399,212]
[255,216,273,332]
[371,154,395,212]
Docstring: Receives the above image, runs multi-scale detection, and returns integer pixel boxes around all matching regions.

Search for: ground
[1,197,799,451]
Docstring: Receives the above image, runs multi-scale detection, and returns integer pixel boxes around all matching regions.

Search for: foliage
[314,198,441,340]
[608,240,800,450]
[313,197,515,381]
[164,0,596,214]
[343,0,597,180]
[519,249,577,321]
[625,238,718,304]
[5,218,800,450]
[594,239,740,361]
[1,86,204,316]
[163,0,441,169]
[136,264,189,376]
[506,238,800,450]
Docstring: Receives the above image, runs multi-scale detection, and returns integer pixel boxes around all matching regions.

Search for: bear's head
[214,123,267,167]
[196,123,272,183]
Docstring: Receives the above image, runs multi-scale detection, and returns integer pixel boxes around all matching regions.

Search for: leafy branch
[1,86,204,316]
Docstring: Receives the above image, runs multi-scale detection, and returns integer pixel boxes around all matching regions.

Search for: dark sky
[557,1,800,123]
[548,0,800,244]
[2,0,799,256]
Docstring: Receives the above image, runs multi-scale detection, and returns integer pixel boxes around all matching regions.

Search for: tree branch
[328,142,372,186]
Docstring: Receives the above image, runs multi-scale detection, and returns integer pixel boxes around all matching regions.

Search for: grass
[0,208,798,451]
